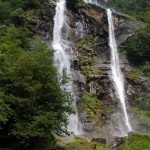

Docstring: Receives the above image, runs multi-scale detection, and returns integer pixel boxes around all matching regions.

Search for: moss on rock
[77,37,100,76]
[57,137,110,150]
[121,133,150,150]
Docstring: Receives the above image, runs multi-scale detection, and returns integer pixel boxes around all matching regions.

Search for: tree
[0,1,11,23]
[10,0,42,10]
[123,25,150,65]
[0,42,73,146]
[10,8,25,26]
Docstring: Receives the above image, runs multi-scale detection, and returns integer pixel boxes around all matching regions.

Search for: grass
[121,133,150,150]
[57,137,110,150]
[77,36,100,76]
[132,107,150,125]
[80,92,101,117]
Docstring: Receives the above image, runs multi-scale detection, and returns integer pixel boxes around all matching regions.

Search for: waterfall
[83,0,132,137]
[52,0,82,135]
[107,9,132,136]
[83,0,98,5]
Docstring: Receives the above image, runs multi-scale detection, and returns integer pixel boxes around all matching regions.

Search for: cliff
[24,0,150,148]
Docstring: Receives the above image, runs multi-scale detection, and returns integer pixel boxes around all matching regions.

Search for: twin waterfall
[52,0,132,137]
[107,9,132,136]
[52,0,82,135]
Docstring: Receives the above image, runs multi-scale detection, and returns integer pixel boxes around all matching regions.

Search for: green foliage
[0,25,31,50]
[66,0,86,10]
[0,92,13,128]
[133,108,150,125]
[77,36,96,48]
[77,37,99,76]
[10,8,25,26]
[132,97,150,124]
[128,69,143,80]
[80,92,101,117]
[116,1,150,127]
[123,25,150,65]
[9,0,43,10]
[140,62,150,77]
[58,136,110,150]
[135,97,150,111]
[0,42,73,146]
[0,0,48,25]
[109,0,150,78]
[121,133,150,150]
[107,0,150,23]
[62,68,71,85]
[0,25,31,80]
[0,0,12,23]
[136,10,150,23]
[122,25,150,77]
[0,0,73,148]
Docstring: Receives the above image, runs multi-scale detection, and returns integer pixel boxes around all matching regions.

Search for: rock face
[67,4,150,137]
[25,2,56,41]
[34,1,149,142]
[92,138,106,144]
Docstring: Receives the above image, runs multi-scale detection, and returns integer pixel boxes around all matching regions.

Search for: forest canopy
[0,0,73,147]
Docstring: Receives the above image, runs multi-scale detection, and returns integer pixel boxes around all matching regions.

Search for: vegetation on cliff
[122,25,150,77]
[121,133,150,150]
[77,37,99,76]
[112,0,150,126]
[107,0,150,78]
[107,0,150,23]
[57,137,110,150]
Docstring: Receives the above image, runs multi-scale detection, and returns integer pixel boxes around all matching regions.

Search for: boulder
[91,138,106,145]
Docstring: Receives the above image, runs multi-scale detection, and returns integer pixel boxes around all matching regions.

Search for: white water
[52,0,82,135]
[107,9,132,136]
[83,0,98,5]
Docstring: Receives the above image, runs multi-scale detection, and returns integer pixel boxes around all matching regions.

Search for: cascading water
[52,0,82,135]
[83,0,132,137]
[83,0,98,5]
[107,9,132,136]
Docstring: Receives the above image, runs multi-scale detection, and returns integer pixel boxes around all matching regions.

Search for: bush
[80,92,101,117]
[0,42,73,146]
[122,25,150,71]
[0,1,11,23]
[107,0,150,23]
[10,8,25,26]
[121,133,150,150]
[10,0,43,10]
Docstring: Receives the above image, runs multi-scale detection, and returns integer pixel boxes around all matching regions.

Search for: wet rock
[128,131,134,136]
[142,84,150,92]
[83,121,94,132]
[89,81,97,95]
[26,0,150,141]
[91,138,106,145]
[126,84,136,96]
[114,137,125,147]
[90,143,97,149]
[74,59,79,69]
[72,71,86,84]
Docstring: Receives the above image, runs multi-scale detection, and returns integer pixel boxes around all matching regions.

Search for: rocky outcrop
[33,1,149,143]
[92,138,106,144]
[68,3,149,137]
[25,2,56,41]
[67,4,125,134]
